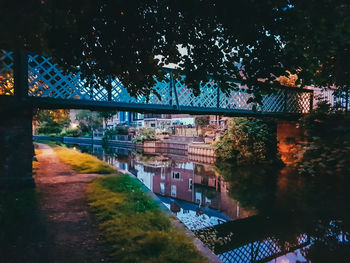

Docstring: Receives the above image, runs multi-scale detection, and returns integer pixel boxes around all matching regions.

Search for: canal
[67,143,350,263]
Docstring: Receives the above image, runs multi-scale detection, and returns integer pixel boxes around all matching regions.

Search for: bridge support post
[0,102,34,188]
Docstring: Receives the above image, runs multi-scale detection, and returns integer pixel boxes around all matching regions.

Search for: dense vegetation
[87,175,206,263]
[102,126,129,142]
[215,118,279,165]
[34,110,70,135]
[35,109,119,138]
[296,102,350,177]
[4,1,350,102]
[132,128,156,143]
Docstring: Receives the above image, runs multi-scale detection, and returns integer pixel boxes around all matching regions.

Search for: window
[151,123,156,127]
[205,197,211,205]
[171,185,177,197]
[195,192,202,204]
[161,167,165,179]
[189,178,193,190]
[160,183,165,194]
[172,171,180,180]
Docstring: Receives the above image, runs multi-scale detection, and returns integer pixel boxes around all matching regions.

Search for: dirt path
[33,143,109,263]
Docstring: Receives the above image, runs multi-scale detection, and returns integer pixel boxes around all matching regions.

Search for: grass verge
[87,175,207,263]
[52,146,116,174]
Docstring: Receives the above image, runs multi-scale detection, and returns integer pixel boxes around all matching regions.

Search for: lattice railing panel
[219,85,254,110]
[261,89,285,112]
[125,75,171,105]
[148,74,171,105]
[28,54,91,100]
[217,234,309,263]
[0,50,14,96]
[174,78,218,108]
[282,90,311,114]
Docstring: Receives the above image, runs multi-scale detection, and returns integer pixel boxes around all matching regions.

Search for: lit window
[161,167,165,179]
[160,183,165,194]
[171,185,176,197]
[195,192,202,204]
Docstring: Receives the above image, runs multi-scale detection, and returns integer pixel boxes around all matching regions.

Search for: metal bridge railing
[0,50,314,115]
[217,234,309,263]
[0,49,14,96]
[311,86,350,111]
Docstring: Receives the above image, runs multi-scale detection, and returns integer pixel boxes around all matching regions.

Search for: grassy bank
[87,175,206,263]
[41,143,206,262]
[52,146,116,174]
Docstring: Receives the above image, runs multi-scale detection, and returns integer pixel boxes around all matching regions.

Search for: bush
[37,122,62,135]
[132,128,156,143]
[215,118,278,165]
[60,128,80,137]
[102,126,129,142]
[35,109,70,136]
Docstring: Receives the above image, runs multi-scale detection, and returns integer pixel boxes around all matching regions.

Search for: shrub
[215,118,278,165]
[102,126,129,142]
[132,128,156,143]
[60,128,80,137]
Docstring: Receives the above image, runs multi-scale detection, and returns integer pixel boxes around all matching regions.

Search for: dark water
[68,143,350,263]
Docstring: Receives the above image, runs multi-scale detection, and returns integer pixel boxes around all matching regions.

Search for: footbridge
[1,49,313,117]
[0,49,314,186]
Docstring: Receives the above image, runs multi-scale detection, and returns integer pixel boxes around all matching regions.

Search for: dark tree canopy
[1,0,350,101]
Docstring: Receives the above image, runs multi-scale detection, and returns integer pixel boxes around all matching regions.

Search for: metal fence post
[14,49,28,100]
[346,87,349,113]
[217,83,220,108]
[107,75,112,101]
[309,91,314,113]
[170,71,179,110]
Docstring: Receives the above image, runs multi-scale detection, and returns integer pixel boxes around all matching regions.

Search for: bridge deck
[1,49,313,116]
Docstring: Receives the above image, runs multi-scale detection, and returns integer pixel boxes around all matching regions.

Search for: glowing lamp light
[71,123,79,129]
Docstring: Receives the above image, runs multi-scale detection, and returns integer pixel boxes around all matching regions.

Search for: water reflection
[69,143,350,262]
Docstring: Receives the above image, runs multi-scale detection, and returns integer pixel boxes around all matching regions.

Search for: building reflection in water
[91,145,255,229]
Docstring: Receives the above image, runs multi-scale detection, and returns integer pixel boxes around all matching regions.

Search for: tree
[98,111,117,128]
[194,115,210,135]
[2,1,350,103]
[215,118,279,165]
[195,116,210,128]
[34,109,70,135]
[296,101,350,177]
[75,110,103,134]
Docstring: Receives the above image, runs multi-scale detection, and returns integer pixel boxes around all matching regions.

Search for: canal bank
[34,142,220,263]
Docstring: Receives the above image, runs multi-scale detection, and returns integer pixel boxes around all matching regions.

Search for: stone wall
[0,104,34,187]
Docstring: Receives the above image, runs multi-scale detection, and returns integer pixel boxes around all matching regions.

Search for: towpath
[3,143,109,263]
